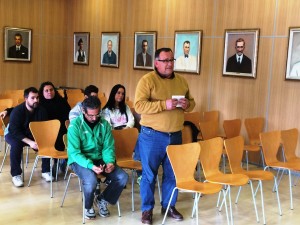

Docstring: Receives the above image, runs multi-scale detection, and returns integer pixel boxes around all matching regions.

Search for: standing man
[226,38,252,73]
[5,87,51,187]
[136,40,153,67]
[75,38,86,62]
[134,47,195,224]
[8,33,29,59]
[102,40,117,65]
[67,96,128,219]
[175,40,197,71]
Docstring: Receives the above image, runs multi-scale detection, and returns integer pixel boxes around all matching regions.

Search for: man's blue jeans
[138,126,182,211]
[70,162,128,209]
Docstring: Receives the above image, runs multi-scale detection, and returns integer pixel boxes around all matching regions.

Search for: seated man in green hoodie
[67,96,128,220]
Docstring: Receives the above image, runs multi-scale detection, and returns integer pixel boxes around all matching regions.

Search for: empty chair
[224,136,282,224]
[281,128,300,163]
[203,110,219,122]
[184,111,201,141]
[162,142,226,225]
[27,119,68,198]
[244,117,265,169]
[182,125,193,144]
[260,130,300,210]
[199,137,249,225]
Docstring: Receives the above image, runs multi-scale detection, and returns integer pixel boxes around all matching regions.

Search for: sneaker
[85,208,96,220]
[137,175,142,186]
[12,175,24,187]
[42,172,54,182]
[95,197,110,217]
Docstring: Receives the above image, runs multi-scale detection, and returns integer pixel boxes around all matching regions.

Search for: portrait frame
[285,27,300,81]
[4,27,32,62]
[73,32,90,65]
[174,30,202,74]
[134,31,156,70]
[100,32,120,68]
[222,29,259,78]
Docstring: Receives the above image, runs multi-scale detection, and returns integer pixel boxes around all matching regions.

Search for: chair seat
[268,161,300,170]
[206,174,249,186]
[117,160,142,170]
[177,180,222,195]
[242,170,274,181]
[39,148,68,159]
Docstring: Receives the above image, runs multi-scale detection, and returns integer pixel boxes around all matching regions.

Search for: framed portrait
[174,30,202,74]
[223,29,259,78]
[100,32,120,68]
[134,31,156,70]
[73,32,89,65]
[4,27,32,62]
[285,27,300,80]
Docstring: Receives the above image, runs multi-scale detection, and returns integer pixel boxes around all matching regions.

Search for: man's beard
[27,102,38,109]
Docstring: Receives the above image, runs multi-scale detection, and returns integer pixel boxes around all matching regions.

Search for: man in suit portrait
[175,40,197,71]
[8,33,28,59]
[102,40,117,65]
[136,40,152,67]
[226,38,252,73]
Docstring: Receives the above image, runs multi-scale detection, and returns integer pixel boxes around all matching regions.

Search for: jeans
[70,161,128,209]
[5,133,50,177]
[138,126,182,211]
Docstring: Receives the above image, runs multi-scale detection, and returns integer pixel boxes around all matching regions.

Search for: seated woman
[102,84,134,130]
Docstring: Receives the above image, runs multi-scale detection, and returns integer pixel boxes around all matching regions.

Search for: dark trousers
[5,133,50,177]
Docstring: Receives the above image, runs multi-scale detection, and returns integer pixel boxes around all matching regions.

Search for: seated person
[67,96,128,219]
[69,85,99,121]
[5,87,51,187]
[101,84,134,130]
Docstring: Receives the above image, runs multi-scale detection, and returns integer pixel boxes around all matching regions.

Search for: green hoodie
[67,114,115,170]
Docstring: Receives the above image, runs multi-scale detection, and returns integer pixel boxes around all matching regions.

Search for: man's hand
[178,98,189,110]
[105,163,115,173]
[0,111,8,118]
[28,140,38,150]
[92,165,105,174]
[166,99,178,110]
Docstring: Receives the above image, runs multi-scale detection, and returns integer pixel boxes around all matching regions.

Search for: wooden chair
[60,133,121,223]
[182,125,193,144]
[112,128,142,211]
[199,137,249,225]
[260,130,300,210]
[281,128,300,163]
[27,119,68,198]
[67,92,83,108]
[223,118,260,170]
[0,90,24,106]
[224,136,282,224]
[125,97,134,108]
[203,110,219,122]
[244,117,265,168]
[184,111,201,140]
[99,95,107,109]
[162,143,226,225]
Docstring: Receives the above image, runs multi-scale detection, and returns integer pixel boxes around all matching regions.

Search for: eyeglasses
[85,113,101,119]
[156,58,176,63]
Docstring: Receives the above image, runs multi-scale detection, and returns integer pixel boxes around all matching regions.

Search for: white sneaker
[12,175,24,187]
[42,172,54,182]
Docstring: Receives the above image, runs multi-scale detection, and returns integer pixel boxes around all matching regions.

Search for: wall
[1,0,300,156]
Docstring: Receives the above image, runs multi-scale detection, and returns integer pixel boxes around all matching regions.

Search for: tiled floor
[1,151,300,225]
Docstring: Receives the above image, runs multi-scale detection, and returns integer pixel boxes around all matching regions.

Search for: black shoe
[161,206,183,221]
[141,209,153,224]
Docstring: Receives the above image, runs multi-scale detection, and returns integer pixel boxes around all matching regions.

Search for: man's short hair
[155,48,173,59]
[82,96,101,112]
[84,85,99,96]
[24,87,38,98]
[78,38,83,46]
[236,38,245,46]
[142,40,148,45]
[183,40,190,46]
[15,33,22,39]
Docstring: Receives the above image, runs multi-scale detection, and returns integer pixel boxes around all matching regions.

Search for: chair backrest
[184,111,201,129]
[167,143,200,183]
[245,117,265,145]
[224,136,245,173]
[203,110,219,122]
[259,130,281,166]
[125,97,134,108]
[0,116,9,136]
[112,127,139,160]
[281,128,299,161]
[199,120,218,140]
[130,107,141,131]
[99,95,107,109]
[182,125,193,144]
[63,133,68,150]
[199,137,224,178]
[0,90,24,106]
[67,92,83,108]
[0,98,13,112]
[223,119,242,139]
[29,119,60,154]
